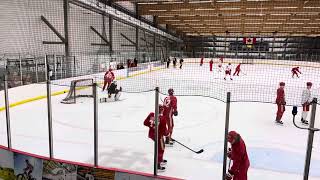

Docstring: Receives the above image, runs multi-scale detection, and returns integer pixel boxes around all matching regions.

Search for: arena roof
[114,0,320,37]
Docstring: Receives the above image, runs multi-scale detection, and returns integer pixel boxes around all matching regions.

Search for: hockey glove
[173,111,178,116]
[225,172,233,180]
[227,148,232,158]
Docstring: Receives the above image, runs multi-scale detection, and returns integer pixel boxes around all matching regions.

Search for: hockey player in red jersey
[233,63,241,76]
[224,63,233,80]
[219,56,224,63]
[163,88,178,146]
[291,67,301,78]
[275,82,286,124]
[209,59,214,72]
[102,67,115,91]
[226,131,250,180]
[144,105,169,172]
[200,55,204,66]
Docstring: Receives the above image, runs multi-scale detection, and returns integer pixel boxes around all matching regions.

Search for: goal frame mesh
[61,78,94,104]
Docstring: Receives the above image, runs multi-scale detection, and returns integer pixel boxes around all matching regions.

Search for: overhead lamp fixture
[270,13,291,16]
[172,9,190,12]
[162,1,184,4]
[149,10,167,12]
[274,7,298,9]
[189,1,213,4]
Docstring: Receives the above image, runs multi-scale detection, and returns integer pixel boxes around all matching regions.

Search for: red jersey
[144,112,168,140]
[276,88,285,105]
[200,56,204,63]
[291,67,300,73]
[229,136,250,176]
[235,64,241,70]
[104,70,115,81]
[219,57,224,63]
[163,95,177,117]
[209,60,213,65]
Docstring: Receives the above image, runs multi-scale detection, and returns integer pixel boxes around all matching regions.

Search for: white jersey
[301,89,312,104]
[225,65,232,71]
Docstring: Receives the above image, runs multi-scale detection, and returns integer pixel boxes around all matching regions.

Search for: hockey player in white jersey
[224,63,233,80]
[301,82,313,125]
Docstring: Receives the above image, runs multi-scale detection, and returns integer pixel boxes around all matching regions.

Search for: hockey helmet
[228,63,231,65]
[307,82,312,86]
[113,81,117,85]
[279,82,285,86]
[168,88,174,95]
[227,131,240,144]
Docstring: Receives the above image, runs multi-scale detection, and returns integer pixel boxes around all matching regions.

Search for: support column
[153,87,160,176]
[45,56,54,158]
[303,98,317,180]
[4,73,12,149]
[166,38,169,59]
[93,82,98,166]
[153,34,156,61]
[109,16,113,53]
[222,92,231,180]
[63,0,71,77]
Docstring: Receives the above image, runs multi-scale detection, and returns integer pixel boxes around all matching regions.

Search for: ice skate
[161,159,167,166]
[157,164,166,172]
[301,118,309,125]
[275,120,283,125]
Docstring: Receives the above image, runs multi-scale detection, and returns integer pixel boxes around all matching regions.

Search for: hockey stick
[171,138,204,154]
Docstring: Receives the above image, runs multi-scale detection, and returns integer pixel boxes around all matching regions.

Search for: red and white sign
[243,37,256,45]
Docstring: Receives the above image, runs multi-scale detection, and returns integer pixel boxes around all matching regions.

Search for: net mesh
[61,78,93,104]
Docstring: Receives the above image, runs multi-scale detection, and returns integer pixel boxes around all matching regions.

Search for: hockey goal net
[61,78,94,104]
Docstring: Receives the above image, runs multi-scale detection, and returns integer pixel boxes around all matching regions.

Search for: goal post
[61,78,94,104]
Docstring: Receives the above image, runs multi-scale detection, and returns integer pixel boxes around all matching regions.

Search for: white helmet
[113,81,117,85]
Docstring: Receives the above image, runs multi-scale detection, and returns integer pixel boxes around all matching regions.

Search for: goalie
[107,81,122,100]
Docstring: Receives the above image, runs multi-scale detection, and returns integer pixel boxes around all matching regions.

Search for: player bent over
[224,63,233,80]
[107,81,122,100]
[102,67,115,91]
[291,67,301,78]
[144,105,169,172]
[163,88,178,146]
[226,131,250,180]
[301,82,314,125]
[275,82,286,125]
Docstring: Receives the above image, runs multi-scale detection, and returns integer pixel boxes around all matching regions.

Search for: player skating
[226,131,250,180]
[224,63,233,80]
[233,63,241,76]
[301,82,314,125]
[173,57,177,68]
[107,81,122,100]
[291,66,301,78]
[218,57,223,72]
[179,58,184,69]
[209,59,214,72]
[102,67,115,91]
[166,57,170,68]
[275,82,286,125]
[144,105,169,172]
[163,88,178,146]
[200,55,204,66]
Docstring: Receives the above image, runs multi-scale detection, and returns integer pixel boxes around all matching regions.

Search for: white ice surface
[0,62,320,180]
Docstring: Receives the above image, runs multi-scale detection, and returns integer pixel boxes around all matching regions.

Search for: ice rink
[0,60,320,180]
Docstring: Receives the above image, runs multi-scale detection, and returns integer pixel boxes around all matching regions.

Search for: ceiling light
[149,10,167,12]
